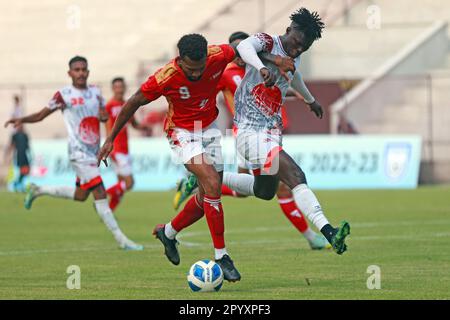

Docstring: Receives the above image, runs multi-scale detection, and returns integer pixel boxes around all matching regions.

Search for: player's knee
[74,190,89,201]
[201,174,221,197]
[276,183,292,198]
[125,176,134,190]
[254,185,276,201]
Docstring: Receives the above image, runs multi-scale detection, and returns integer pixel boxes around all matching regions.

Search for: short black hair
[112,77,125,85]
[228,31,249,44]
[177,34,208,61]
[69,55,88,68]
[290,8,324,42]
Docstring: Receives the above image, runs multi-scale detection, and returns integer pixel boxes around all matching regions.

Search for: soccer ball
[187,260,223,292]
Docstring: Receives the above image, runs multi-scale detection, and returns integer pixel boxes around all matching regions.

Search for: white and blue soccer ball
[187,259,223,292]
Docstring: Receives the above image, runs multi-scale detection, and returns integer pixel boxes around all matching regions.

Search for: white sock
[164,222,178,240]
[94,199,126,244]
[292,184,329,231]
[38,185,75,199]
[215,247,228,260]
[222,172,255,196]
[302,227,317,242]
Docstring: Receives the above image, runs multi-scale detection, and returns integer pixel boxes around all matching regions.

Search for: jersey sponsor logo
[210,71,222,80]
[251,84,282,116]
[78,116,100,145]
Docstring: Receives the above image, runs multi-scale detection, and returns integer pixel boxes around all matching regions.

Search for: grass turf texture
[0,186,449,299]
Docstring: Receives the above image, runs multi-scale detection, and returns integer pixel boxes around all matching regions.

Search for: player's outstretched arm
[4,107,56,128]
[97,89,150,166]
[259,53,296,81]
[291,70,323,119]
[235,37,276,86]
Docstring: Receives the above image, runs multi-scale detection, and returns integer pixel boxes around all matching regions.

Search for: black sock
[320,224,336,243]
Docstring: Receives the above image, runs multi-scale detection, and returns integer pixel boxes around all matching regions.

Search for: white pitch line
[0,243,162,256]
[1,219,449,256]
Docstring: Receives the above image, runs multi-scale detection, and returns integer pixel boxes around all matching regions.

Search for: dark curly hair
[290,8,324,42]
[177,34,208,61]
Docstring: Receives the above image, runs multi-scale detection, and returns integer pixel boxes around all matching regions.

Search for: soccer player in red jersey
[175,31,330,250]
[98,34,281,282]
[105,77,149,211]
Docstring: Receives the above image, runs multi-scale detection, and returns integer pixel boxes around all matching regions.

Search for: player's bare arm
[259,52,296,81]
[97,89,149,166]
[291,70,323,119]
[105,117,113,137]
[4,107,56,128]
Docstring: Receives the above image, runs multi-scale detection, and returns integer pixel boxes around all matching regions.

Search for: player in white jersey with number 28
[4,56,143,251]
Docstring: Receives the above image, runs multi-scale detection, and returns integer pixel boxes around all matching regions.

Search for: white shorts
[111,152,133,177]
[167,122,224,172]
[71,159,103,190]
[235,138,252,170]
[236,129,283,174]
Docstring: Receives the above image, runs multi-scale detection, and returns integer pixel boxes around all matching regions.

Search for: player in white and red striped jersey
[4,56,143,251]
[223,8,351,255]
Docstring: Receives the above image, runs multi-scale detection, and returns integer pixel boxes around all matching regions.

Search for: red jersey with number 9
[140,44,235,131]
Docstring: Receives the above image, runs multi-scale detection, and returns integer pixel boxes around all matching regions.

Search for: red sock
[171,195,204,232]
[203,195,225,249]
[278,197,309,233]
[106,181,126,211]
[221,185,237,197]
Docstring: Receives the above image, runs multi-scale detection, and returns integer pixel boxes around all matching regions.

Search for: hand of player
[260,68,276,87]
[4,118,22,128]
[274,56,295,81]
[97,138,113,167]
[99,108,109,123]
[307,100,324,119]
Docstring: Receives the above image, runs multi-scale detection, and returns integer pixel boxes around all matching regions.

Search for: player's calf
[278,151,350,254]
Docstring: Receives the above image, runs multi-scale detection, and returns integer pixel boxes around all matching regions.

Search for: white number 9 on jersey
[179,86,191,99]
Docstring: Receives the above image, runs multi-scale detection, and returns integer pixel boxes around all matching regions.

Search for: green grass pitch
[0,186,449,299]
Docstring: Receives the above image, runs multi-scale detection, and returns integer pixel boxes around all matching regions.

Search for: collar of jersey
[276,36,289,56]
